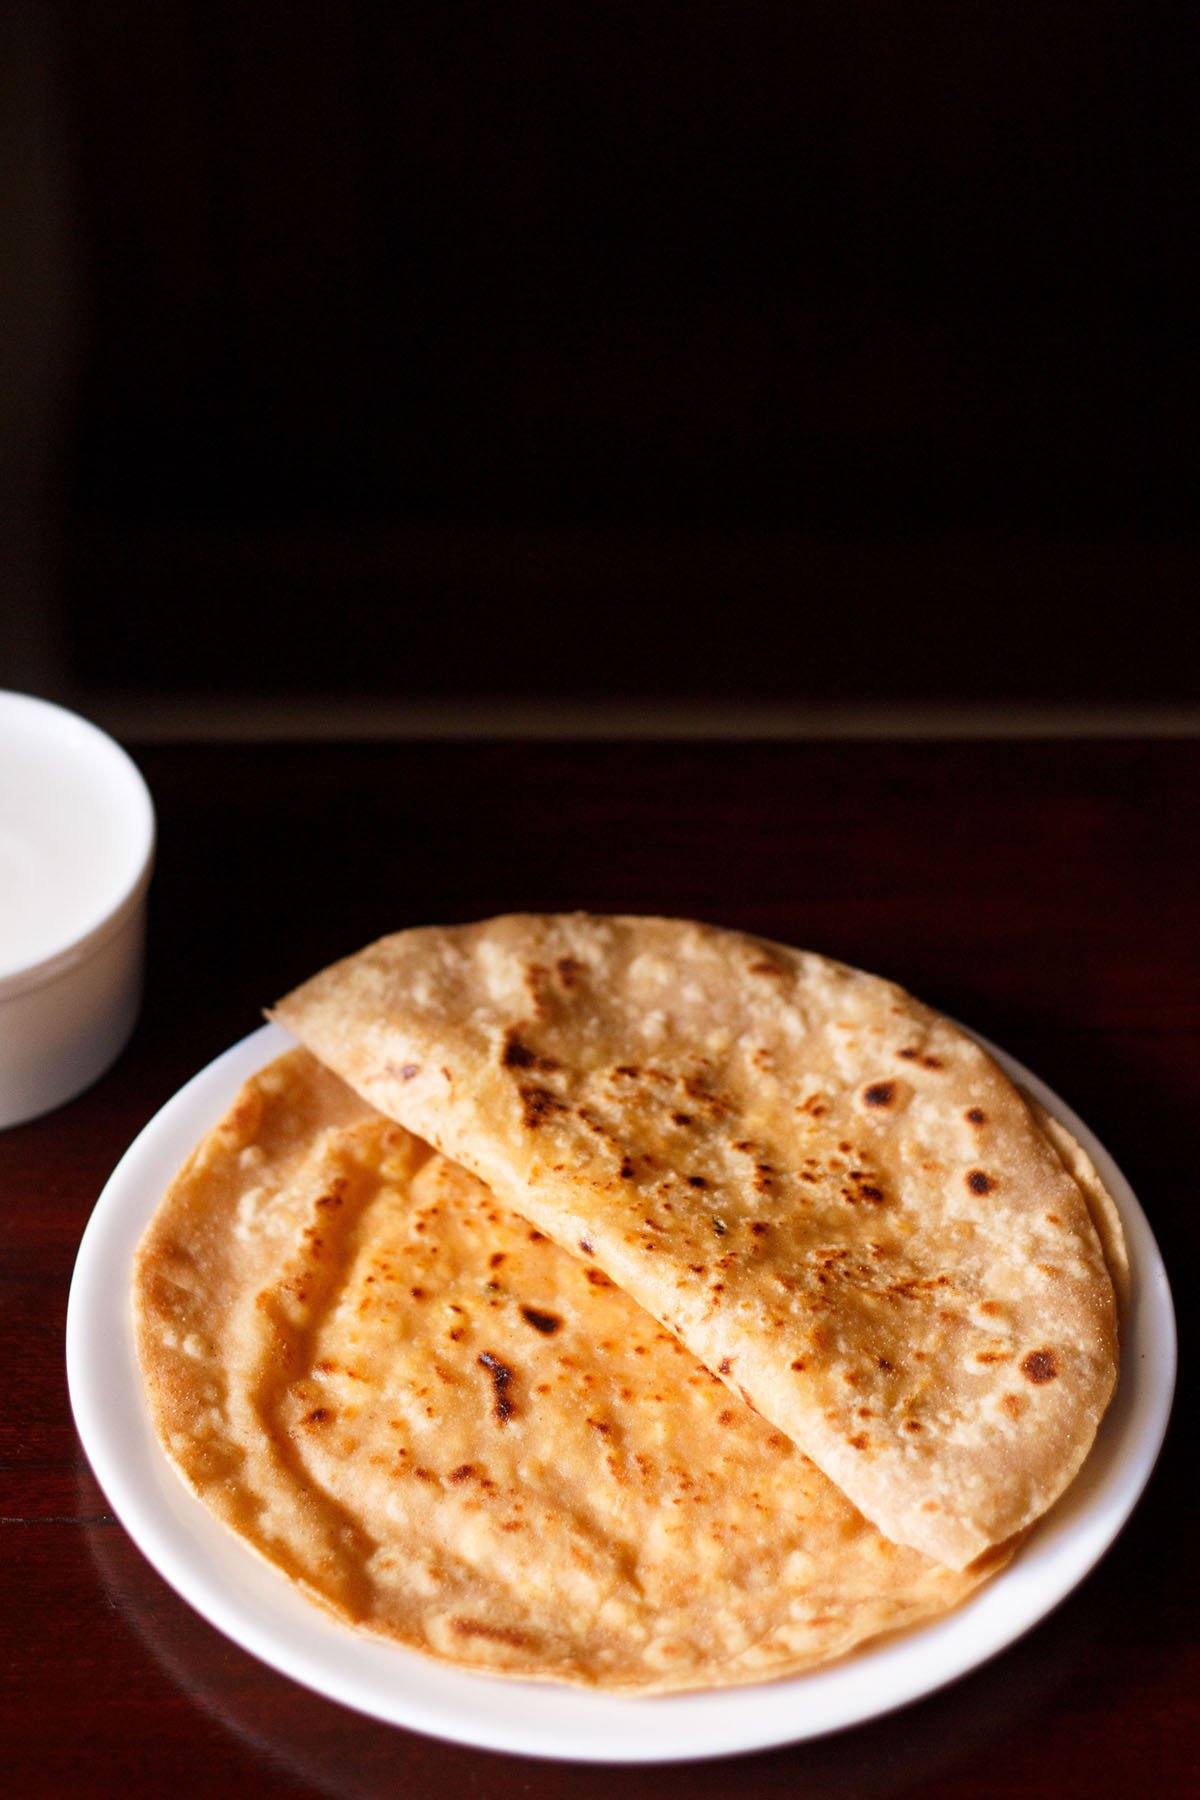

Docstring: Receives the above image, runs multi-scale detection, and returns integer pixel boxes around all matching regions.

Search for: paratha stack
[133,914,1123,1692]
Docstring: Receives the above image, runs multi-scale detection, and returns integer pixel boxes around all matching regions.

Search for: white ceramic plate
[67,1021,1175,1764]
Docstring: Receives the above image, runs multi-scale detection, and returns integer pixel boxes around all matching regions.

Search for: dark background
[3,1,1196,711]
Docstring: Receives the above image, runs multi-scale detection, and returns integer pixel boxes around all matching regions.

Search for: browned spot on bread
[519,1305,562,1335]
[848,1433,870,1451]
[677,1075,733,1118]
[975,1350,1009,1365]
[501,1029,559,1073]
[1001,1392,1027,1418]
[966,1170,996,1195]
[555,956,582,989]
[448,1464,476,1483]
[862,1081,897,1108]
[449,1617,530,1649]
[578,1237,593,1254]
[717,1357,733,1374]
[1021,1348,1059,1384]
[521,961,551,1015]
[478,1351,515,1422]
[687,1174,708,1189]
[877,1357,893,1372]
[301,1407,331,1427]
[790,1358,806,1372]
[575,1105,610,1136]
[585,1268,612,1288]
[966,1107,987,1125]
[519,1084,566,1129]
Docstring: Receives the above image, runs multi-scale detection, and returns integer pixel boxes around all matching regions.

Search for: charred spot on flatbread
[519,1305,563,1336]
[1020,1348,1059,1384]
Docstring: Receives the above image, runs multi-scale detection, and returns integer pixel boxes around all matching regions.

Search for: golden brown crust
[132,1050,1006,1691]
[272,914,1121,1568]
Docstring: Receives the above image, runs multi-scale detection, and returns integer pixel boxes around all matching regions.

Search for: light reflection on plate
[67,1021,1175,1764]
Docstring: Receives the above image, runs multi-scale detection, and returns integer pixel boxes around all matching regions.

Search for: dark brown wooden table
[3,739,1193,1798]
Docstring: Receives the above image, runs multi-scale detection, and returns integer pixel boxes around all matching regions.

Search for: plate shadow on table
[78,1459,1159,1800]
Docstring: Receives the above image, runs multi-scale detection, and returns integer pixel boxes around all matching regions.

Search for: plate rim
[66,1019,1177,1764]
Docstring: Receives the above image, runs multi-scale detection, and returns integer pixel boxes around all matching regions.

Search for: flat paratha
[133,1049,1008,1691]
[273,914,1121,1569]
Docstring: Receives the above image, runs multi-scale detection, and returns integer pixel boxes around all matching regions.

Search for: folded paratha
[273,914,1121,1569]
[133,1049,1008,1692]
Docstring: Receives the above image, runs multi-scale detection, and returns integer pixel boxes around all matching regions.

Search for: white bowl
[0,691,155,1127]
